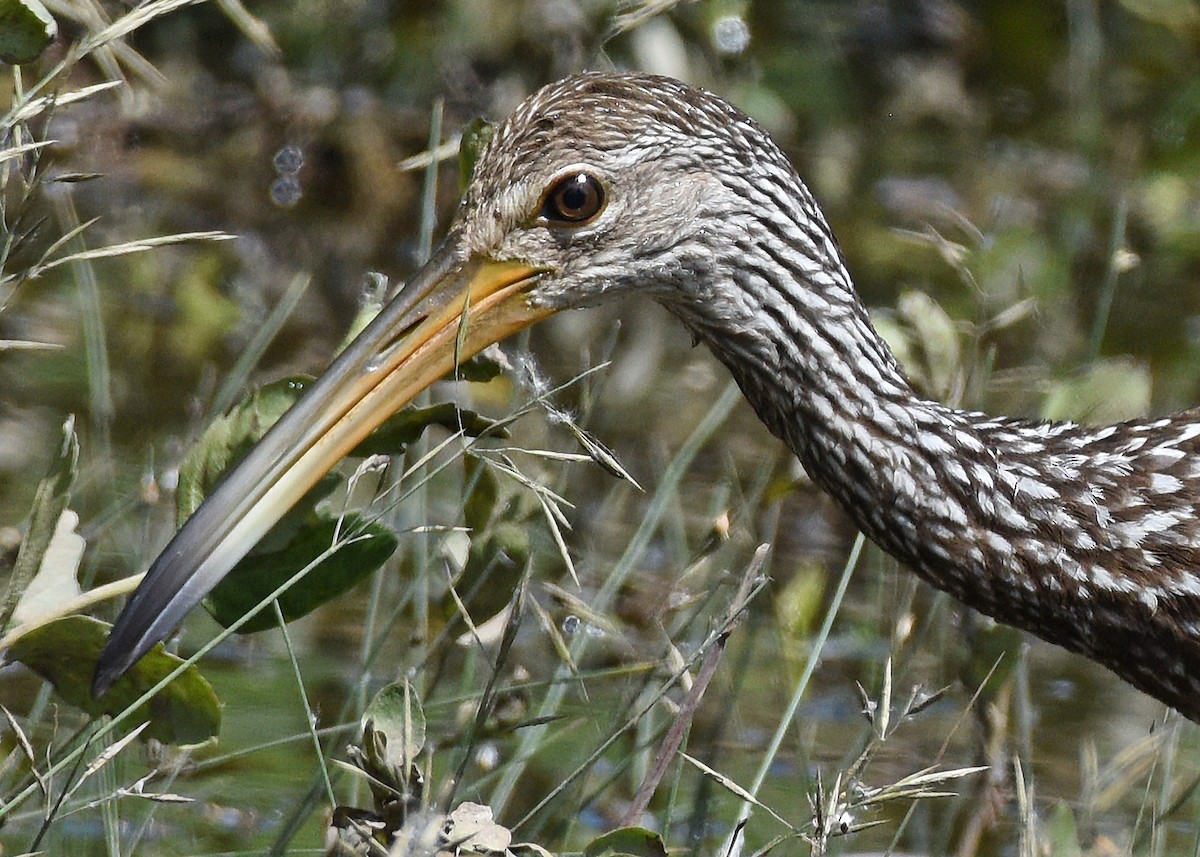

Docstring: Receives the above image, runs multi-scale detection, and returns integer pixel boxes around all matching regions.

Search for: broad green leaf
[361,680,426,785]
[9,616,220,745]
[584,827,668,857]
[178,379,504,633]
[0,416,77,632]
[176,377,308,523]
[204,513,397,633]
[0,0,56,64]
[179,377,376,630]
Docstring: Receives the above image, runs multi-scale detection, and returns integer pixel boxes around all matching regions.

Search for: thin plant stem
[490,381,741,816]
[722,531,865,856]
[274,601,337,808]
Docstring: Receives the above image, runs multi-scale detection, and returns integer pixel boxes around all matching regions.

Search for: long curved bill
[93,239,552,697]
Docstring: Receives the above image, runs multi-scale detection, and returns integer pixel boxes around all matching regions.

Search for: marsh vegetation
[4,1,1200,854]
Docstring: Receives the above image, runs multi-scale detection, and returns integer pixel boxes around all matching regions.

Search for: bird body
[95,72,1200,721]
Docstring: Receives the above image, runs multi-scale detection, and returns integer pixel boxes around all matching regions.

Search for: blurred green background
[5,0,1200,854]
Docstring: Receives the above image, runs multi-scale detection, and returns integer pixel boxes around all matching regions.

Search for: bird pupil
[540,171,602,225]
[560,176,589,214]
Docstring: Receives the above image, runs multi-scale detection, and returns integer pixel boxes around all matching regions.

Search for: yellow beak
[93,240,553,696]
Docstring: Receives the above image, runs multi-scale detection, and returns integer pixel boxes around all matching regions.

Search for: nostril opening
[366,314,428,373]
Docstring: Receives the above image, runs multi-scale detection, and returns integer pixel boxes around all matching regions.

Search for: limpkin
[94,72,1200,722]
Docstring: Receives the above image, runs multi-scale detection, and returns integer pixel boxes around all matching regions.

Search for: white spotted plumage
[465,72,1200,720]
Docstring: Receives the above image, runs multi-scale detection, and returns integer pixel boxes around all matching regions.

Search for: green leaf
[361,679,426,784]
[1118,0,1200,30]
[336,274,388,353]
[176,377,309,523]
[584,827,669,857]
[9,616,220,745]
[180,381,501,634]
[463,455,498,533]
[896,290,961,398]
[0,0,56,65]
[1045,801,1083,857]
[442,521,528,627]
[178,381,503,521]
[204,513,397,633]
[458,118,495,191]
[1040,357,1151,424]
[349,402,504,458]
[0,416,77,633]
[773,558,826,641]
[451,346,506,383]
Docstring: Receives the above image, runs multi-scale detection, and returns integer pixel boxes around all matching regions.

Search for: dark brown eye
[540,172,605,225]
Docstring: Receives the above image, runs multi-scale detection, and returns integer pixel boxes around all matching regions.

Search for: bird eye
[539,172,605,226]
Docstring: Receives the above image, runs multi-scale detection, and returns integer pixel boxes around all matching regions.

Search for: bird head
[449,72,827,321]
